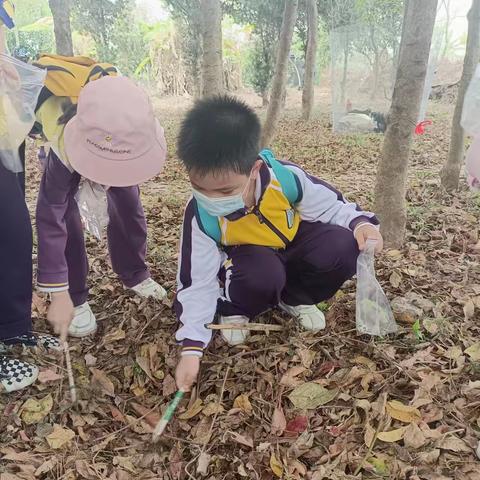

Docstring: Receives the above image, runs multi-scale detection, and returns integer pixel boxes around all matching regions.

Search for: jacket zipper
[252,207,290,247]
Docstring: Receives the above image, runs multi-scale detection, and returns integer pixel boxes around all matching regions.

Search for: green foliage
[110,15,149,75]
[412,319,424,341]
[224,0,285,98]
[72,0,132,62]
[9,0,51,27]
[5,0,54,58]
[161,0,202,95]
[353,0,404,61]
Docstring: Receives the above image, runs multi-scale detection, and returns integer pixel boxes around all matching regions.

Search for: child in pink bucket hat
[35,75,167,341]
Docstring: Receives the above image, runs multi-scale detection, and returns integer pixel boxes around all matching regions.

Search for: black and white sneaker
[0,356,39,393]
[0,333,62,352]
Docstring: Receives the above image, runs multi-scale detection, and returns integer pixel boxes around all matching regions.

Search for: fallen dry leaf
[417,449,441,465]
[465,343,480,362]
[386,400,421,423]
[20,394,53,425]
[46,424,75,449]
[365,423,406,446]
[288,383,337,409]
[404,422,427,449]
[233,394,253,414]
[84,354,97,367]
[280,366,307,386]
[270,453,283,478]
[437,435,471,453]
[90,368,115,397]
[37,369,63,384]
[202,402,224,417]
[178,398,203,420]
[463,299,475,320]
[196,452,211,476]
[285,416,308,434]
[298,349,316,368]
[271,406,287,436]
[104,327,126,344]
[34,458,57,476]
[229,431,254,448]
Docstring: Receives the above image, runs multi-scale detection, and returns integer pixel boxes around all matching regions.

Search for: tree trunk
[371,51,380,101]
[200,0,224,97]
[261,0,299,146]
[49,0,74,56]
[302,0,318,120]
[440,0,480,191]
[442,0,451,59]
[340,31,350,107]
[374,0,438,248]
[261,89,269,107]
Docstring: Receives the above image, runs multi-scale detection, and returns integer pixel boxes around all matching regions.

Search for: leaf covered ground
[1,92,480,480]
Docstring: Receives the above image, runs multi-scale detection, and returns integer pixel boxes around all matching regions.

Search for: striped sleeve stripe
[38,282,69,287]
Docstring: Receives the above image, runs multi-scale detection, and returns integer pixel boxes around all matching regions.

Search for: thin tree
[374,0,438,248]
[261,0,299,146]
[440,0,480,191]
[302,0,318,120]
[200,0,224,97]
[49,0,74,56]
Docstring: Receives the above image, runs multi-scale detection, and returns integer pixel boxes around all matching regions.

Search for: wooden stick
[63,342,77,404]
[207,323,283,332]
[152,390,185,442]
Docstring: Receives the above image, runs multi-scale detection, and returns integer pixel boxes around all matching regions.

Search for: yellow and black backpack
[32,54,119,111]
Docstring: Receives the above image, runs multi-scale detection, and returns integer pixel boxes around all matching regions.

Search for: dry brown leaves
[1,98,479,479]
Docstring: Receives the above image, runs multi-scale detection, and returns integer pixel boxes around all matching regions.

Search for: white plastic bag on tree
[461,64,480,136]
[356,240,398,336]
[0,53,46,172]
[75,179,109,240]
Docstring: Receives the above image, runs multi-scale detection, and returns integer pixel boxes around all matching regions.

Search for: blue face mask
[192,188,246,217]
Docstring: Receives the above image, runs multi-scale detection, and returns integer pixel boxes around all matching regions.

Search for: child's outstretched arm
[36,152,76,340]
[174,200,223,390]
[283,162,383,251]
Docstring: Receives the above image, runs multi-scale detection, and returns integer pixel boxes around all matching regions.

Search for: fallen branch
[207,323,283,332]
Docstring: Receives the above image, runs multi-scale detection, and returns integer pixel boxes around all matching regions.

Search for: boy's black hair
[178,95,261,176]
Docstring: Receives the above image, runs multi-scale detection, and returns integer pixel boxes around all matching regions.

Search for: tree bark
[261,0,299,146]
[440,0,480,191]
[200,0,224,97]
[302,0,318,120]
[49,0,74,56]
[374,0,438,248]
[340,30,350,107]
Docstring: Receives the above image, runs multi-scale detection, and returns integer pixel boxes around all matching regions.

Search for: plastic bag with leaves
[75,179,109,240]
[0,53,46,172]
[356,240,398,336]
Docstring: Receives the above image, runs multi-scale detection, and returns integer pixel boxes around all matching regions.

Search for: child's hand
[175,355,200,392]
[47,291,74,342]
[354,223,383,253]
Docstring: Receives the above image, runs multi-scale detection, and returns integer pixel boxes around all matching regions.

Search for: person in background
[0,0,60,393]
[173,95,383,391]
[36,75,168,341]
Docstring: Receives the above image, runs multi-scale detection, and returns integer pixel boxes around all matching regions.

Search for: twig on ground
[207,323,283,332]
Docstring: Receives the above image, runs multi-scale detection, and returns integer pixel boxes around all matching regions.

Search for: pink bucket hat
[64,76,167,187]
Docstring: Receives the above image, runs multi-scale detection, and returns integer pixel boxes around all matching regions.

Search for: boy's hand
[354,223,383,253]
[47,291,74,342]
[175,355,200,392]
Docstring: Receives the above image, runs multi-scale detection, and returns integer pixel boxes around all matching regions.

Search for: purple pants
[218,221,359,318]
[36,152,150,307]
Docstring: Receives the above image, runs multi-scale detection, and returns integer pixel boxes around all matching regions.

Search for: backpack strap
[194,200,222,244]
[259,148,301,205]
